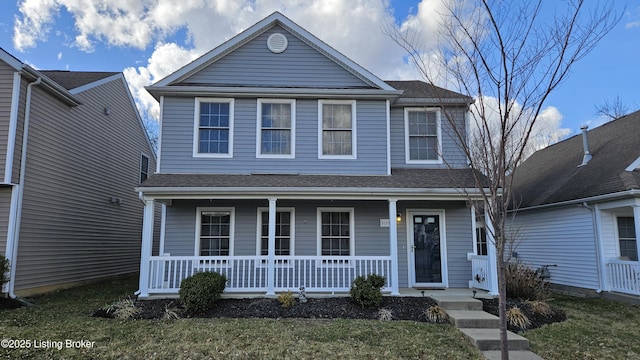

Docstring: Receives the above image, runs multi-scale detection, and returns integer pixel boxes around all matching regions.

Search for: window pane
[262,130,291,154]
[198,102,230,154]
[320,211,350,256]
[323,130,352,155]
[618,217,637,261]
[259,211,292,256]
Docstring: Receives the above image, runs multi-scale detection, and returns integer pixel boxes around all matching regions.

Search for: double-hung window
[617,217,638,261]
[194,98,234,157]
[318,208,354,259]
[197,208,234,257]
[257,99,295,158]
[257,208,294,258]
[319,100,356,158]
[405,108,442,163]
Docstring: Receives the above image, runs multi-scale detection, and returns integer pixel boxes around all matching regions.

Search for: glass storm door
[412,214,442,284]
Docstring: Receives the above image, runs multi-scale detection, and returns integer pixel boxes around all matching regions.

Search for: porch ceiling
[137,168,488,199]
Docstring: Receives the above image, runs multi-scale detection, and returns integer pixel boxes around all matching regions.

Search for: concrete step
[430,295,483,311]
[459,328,529,351]
[447,310,499,328]
[482,350,544,360]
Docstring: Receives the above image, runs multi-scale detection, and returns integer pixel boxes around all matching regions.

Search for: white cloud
[56,51,61,60]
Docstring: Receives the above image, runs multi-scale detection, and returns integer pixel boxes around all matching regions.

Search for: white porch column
[388,199,400,295]
[485,207,499,296]
[138,199,155,298]
[634,206,640,262]
[266,198,277,295]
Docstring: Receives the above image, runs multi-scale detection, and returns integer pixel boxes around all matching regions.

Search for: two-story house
[0,48,157,297]
[136,12,496,298]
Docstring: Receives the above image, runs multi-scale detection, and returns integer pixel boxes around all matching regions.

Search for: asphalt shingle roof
[40,71,118,91]
[512,110,640,208]
[385,80,472,101]
[140,168,486,192]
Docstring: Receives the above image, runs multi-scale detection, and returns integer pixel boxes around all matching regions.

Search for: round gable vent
[267,33,288,53]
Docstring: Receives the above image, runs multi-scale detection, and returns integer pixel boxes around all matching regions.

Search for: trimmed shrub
[350,274,386,308]
[505,261,549,300]
[0,255,9,287]
[179,271,227,314]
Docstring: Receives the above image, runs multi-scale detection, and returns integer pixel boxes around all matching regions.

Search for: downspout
[8,77,41,299]
[582,202,604,293]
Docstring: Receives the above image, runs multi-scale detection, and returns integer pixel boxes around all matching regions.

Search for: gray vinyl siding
[509,206,600,290]
[181,25,370,89]
[0,187,11,256]
[13,78,157,292]
[160,97,388,174]
[0,62,15,182]
[163,199,473,288]
[390,106,468,169]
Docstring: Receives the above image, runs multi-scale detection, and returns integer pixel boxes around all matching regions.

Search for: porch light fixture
[396,213,402,223]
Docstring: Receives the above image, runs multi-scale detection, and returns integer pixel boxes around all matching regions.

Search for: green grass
[0,276,483,359]
[525,295,640,360]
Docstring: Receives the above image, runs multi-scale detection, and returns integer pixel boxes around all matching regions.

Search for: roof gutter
[514,189,640,213]
[7,77,41,299]
[20,66,80,106]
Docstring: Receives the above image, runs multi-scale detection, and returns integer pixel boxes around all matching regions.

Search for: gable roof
[40,71,119,91]
[151,12,394,92]
[512,110,640,209]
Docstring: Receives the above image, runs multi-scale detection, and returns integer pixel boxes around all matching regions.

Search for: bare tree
[594,95,632,120]
[386,1,619,358]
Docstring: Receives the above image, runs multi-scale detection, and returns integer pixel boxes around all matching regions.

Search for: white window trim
[256,99,296,159]
[194,207,235,258]
[615,215,637,260]
[404,107,443,164]
[316,207,355,257]
[318,100,357,159]
[193,97,234,158]
[256,208,295,267]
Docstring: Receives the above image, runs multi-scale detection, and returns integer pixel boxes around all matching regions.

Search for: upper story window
[617,217,637,261]
[257,99,295,158]
[318,100,356,159]
[194,98,234,158]
[139,154,149,183]
[196,208,234,256]
[405,108,442,164]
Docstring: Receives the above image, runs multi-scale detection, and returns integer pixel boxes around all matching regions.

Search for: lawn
[0,275,483,359]
[2,276,639,359]
[525,294,640,360]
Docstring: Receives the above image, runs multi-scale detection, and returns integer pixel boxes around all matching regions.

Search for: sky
[0,0,638,143]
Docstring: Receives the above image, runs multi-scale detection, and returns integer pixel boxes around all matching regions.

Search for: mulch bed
[481,298,567,332]
[92,295,567,331]
[94,296,441,322]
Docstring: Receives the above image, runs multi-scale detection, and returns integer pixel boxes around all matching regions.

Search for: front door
[410,213,444,287]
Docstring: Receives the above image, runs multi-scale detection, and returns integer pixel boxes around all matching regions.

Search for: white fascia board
[625,156,640,172]
[0,48,23,70]
[392,98,473,106]
[150,12,393,91]
[146,85,402,100]
[69,73,122,94]
[136,186,486,200]
[514,189,640,213]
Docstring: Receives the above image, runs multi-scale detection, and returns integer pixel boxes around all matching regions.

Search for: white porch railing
[145,255,393,294]
[606,259,640,296]
[467,253,491,291]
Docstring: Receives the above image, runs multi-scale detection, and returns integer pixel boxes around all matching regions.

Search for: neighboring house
[511,111,640,297]
[0,48,157,297]
[137,12,497,298]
